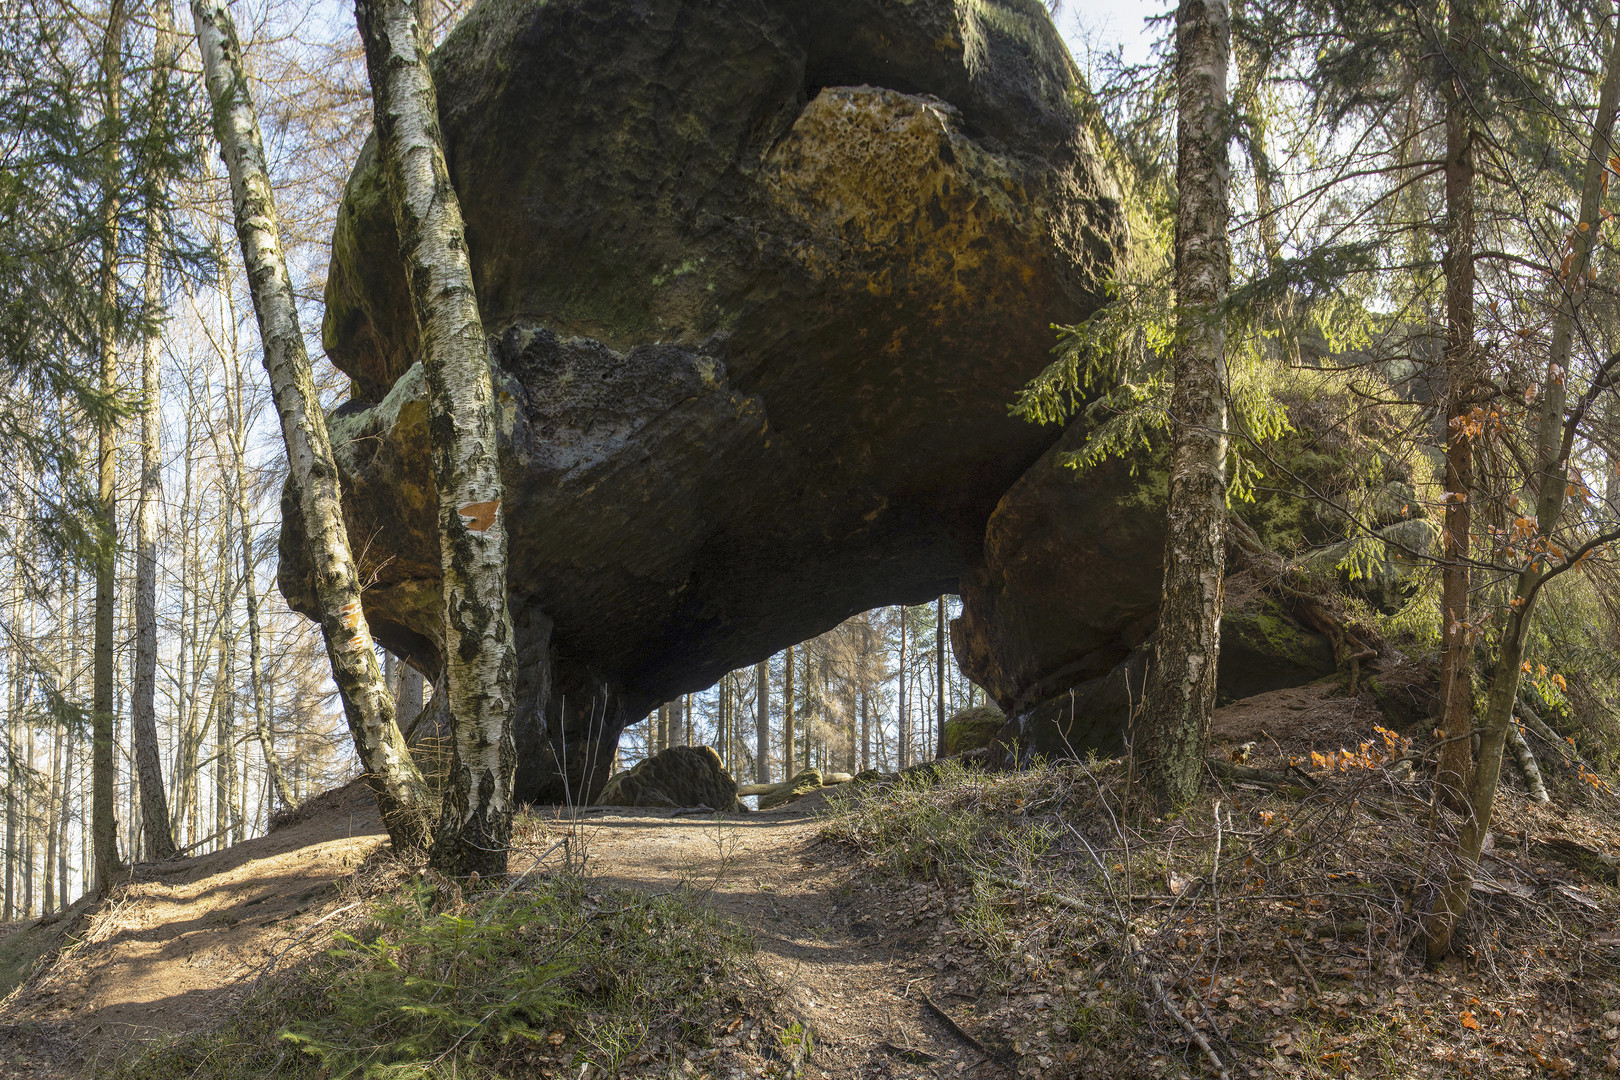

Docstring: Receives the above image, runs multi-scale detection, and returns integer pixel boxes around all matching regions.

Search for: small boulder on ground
[942,705,1007,756]
[595,746,738,810]
[758,768,825,810]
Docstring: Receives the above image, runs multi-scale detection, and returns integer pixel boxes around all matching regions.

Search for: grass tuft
[110,867,762,1079]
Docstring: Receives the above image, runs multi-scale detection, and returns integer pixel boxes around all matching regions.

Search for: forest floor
[0,779,1007,1078]
[1,671,1619,1079]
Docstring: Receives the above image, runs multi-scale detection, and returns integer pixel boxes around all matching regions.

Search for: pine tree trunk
[191,0,432,851]
[1139,0,1231,815]
[43,721,60,912]
[4,632,15,920]
[755,660,770,784]
[860,685,870,773]
[1424,13,1620,962]
[59,721,72,906]
[935,597,946,760]
[355,0,518,876]
[131,0,178,863]
[783,646,794,771]
[92,0,129,896]
[897,607,908,769]
[1435,0,1481,811]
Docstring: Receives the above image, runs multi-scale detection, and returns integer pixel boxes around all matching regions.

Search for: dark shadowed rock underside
[280,0,1132,802]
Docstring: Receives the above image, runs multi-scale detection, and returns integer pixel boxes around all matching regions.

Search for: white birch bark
[190,0,432,851]
[1139,0,1230,814]
[356,0,518,875]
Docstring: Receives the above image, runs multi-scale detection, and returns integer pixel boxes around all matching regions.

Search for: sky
[1059,0,1163,79]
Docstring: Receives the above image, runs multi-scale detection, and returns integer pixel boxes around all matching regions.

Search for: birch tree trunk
[131,0,179,862]
[92,0,129,896]
[1434,0,1483,812]
[191,0,432,852]
[356,0,519,875]
[755,659,770,784]
[399,664,425,730]
[1424,10,1620,961]
[1139,0,1231,815]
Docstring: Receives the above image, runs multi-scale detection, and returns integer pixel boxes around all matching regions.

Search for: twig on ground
[1283,938,1321,996]
[1145,971,1230,1080]
[921,993,992,1057]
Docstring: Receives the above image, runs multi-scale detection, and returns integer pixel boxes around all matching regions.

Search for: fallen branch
[1206,758,1315,797]
[1507,722,1551,804]
[1516,699,1591,774]
[1533,837,1620,884]
[254,902,363,985]
[1146,971,1230,1080]
[921,993,993,1057]
[1282,938,1321,996]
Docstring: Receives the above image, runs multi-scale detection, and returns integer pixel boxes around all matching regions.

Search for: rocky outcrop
[280,0,1124,803]
[953,399,1428,762]
[952,421,1168,714]
[942,705,1006,756]
[758,768,826,810]
[596,747,739,810]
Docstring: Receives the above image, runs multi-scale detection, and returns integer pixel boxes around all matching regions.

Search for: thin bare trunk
[225,333,297,813]
[783,646,795,771]
[1139,0,1231,814]
[191,0,432,851]
[92,0,129,896]
[356,0,518,875]
[755,659,770,784]
[934,597,946,760]
[897,607,908,768]
[1424,10,1620,961]
[131,0,178,863]
[1435,0,1482,812]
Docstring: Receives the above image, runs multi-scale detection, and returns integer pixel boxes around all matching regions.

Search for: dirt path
[556,804,1011,1078]
[0,789,1008,1079]
[0,782,389,1078]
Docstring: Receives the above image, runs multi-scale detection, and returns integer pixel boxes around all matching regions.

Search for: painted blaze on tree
[354,0,520,875]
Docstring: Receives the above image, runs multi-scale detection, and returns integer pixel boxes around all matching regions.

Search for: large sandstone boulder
[280,0,1125,803]
[596,746,739,810]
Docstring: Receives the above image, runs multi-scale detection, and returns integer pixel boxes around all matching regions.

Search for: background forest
[0,0,1617,1000]
[5,0,1620,1076]
[0,0,998,917]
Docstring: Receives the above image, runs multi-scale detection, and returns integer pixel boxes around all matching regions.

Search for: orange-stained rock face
[281,0,1126,802]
